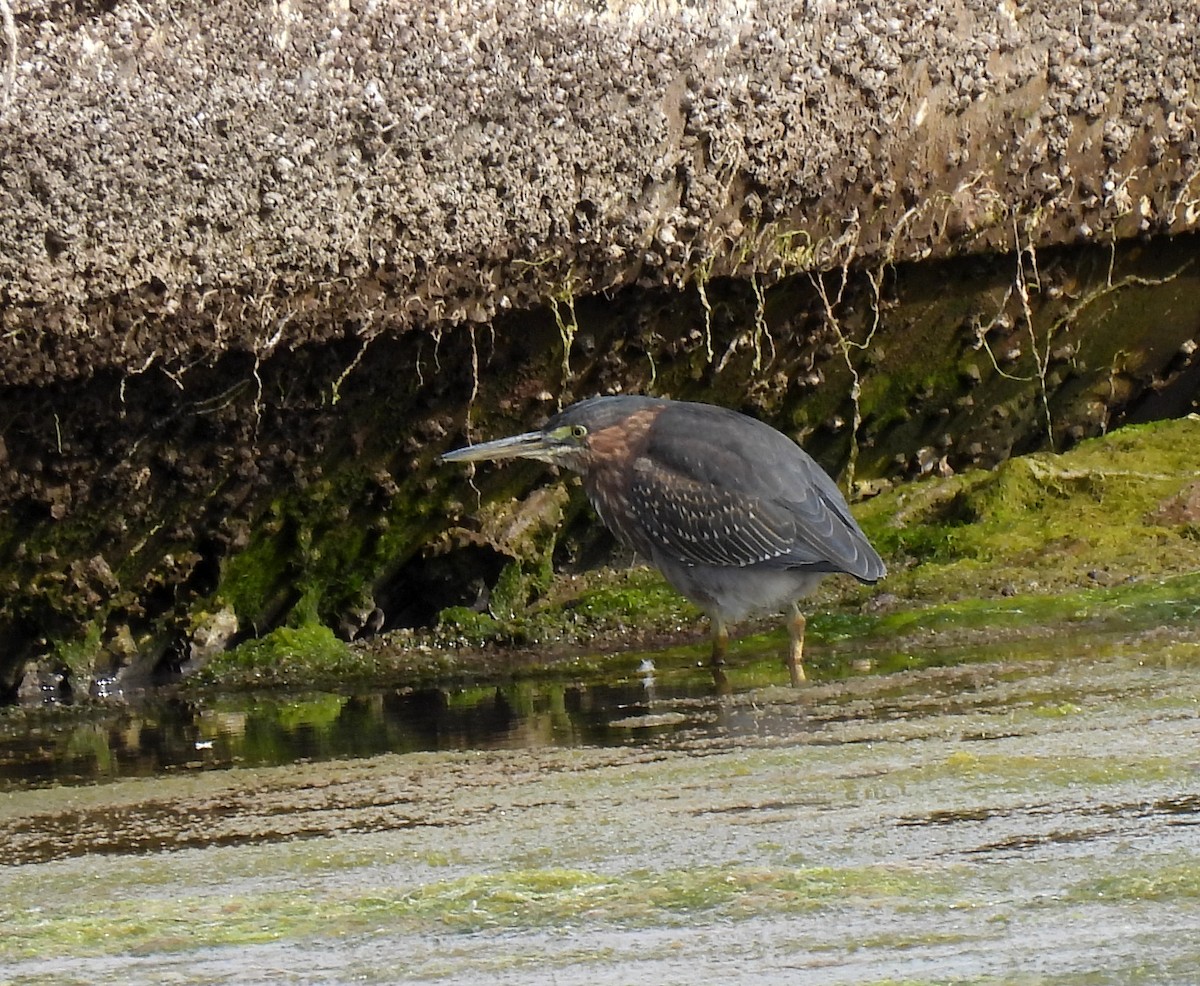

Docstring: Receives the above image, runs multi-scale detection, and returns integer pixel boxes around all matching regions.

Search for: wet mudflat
[2,615,1200,985]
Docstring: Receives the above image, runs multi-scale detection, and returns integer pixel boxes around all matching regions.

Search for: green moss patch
[431,566,696,652]
[191,624,365,689]
[857,416,1200,601]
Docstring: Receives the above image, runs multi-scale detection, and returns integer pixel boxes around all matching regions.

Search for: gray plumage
[549,397,884,624]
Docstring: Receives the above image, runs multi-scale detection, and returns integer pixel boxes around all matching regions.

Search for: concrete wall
[2,0,1197,386]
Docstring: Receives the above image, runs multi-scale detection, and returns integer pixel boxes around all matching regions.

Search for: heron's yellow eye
[571,424,588,439]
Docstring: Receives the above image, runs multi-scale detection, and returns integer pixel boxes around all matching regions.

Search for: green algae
[435,605,505,646]
[8,234,1200,702]
[890,750,1185,794]
[1065,855,1200,904]
[857,416,1200,595]
[191,624,361,689]
[857,570,1200,642]
[8,237,1200,702]
[557,568,693,624]
[215,506,295,631]
[182,517,1200,698]
[433,565,695,653]
[0,863,953,960]
[214,464,445,636]
[4,629,1200,981]
[48,620,104,685]
[391,863,947,929]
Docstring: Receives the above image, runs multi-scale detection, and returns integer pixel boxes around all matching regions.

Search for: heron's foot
[786,650,806,687]
[710,665,731,694]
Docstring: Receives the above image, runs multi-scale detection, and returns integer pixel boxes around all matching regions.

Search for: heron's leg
[710,617,731,692]
[710,617,729,666]
[787,604,807,686]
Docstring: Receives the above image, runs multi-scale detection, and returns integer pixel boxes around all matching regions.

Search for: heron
[442,395,885,685]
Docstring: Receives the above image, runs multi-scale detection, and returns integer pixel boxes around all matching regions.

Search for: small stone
[188,607,240,667]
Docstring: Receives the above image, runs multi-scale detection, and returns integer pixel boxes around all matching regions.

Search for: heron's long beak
[439,430,560,464]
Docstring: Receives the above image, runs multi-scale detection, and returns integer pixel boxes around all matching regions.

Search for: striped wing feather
[620,404,881,579]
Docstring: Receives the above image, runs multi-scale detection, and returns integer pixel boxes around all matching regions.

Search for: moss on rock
[192,625,359,690]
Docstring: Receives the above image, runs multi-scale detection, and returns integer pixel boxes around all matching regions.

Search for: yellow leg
[787,604,807,686]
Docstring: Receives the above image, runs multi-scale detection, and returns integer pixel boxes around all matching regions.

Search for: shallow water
[6,582,1195,793]
[0,679,686,791]
[2,614,1199,984]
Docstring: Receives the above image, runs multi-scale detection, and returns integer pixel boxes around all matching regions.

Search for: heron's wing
[618,407,884,579]
[625,453,885,576]
[626,457,799,567]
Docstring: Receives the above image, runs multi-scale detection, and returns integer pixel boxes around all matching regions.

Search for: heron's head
[440,395,666,475]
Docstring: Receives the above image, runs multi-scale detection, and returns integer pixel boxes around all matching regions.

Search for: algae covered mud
[2,575,1200,985]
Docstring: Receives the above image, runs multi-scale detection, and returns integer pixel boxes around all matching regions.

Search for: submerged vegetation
[4,632,1199,978]
[0,862,951,960]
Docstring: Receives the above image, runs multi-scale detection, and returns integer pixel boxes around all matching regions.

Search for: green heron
[441,396,885,685]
